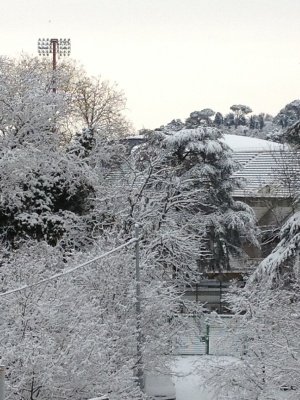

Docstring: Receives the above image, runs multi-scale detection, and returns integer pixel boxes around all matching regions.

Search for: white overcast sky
[2,0,300,130]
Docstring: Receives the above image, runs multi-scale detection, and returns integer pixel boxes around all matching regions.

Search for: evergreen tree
[283,119,300,147]
[133,127,258,274]
[258,113,265,130]
[213,112,224,127]
[230,104,252,128]
[0,139,95,248]
[164,118,185,131]
[274,100,300,129]
[185,108,215,128]
[224,112,235,128]
[249,115,256,130]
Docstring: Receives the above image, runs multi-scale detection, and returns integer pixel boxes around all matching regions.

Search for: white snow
[222,134,285,152]
[128,132,285,152]
[144,374,176,398]
[172,356,216,400]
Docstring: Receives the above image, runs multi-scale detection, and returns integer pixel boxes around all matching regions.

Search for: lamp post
[0,366,5,400]
[37,38,71,92]
[135,225,143,390]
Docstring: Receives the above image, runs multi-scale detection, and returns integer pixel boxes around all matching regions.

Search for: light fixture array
[38,38,71,57]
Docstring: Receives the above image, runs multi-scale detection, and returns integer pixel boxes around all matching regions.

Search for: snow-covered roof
[222,134,285,152]
[119,135,299,198]
[220,135,297,198]
[232,152,289,197]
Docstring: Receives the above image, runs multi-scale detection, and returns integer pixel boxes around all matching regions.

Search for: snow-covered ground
[172,356,214,400]
[172,356,289,400]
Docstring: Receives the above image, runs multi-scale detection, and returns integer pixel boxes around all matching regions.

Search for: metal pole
[135,224,143,390]
[51,39,58,71]
[51,39,58,93]
[206,324,210,355]
[220,281,222,314]
[0,365,5,400]
[38,38,71,92]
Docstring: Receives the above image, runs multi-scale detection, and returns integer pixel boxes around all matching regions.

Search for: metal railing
[177,315,242,357]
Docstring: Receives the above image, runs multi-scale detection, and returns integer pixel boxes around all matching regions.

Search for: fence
[177,314,242,357]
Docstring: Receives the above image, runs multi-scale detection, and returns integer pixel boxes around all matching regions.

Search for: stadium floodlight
[37,38,51,56]
[38,38,71,69]
[38,38,71,92]
[59,38,71,57]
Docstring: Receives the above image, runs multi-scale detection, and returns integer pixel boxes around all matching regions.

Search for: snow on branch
[0,238,137,297]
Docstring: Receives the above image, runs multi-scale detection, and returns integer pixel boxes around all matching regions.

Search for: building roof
[118,134,299,198]
[222,134,285,152]
[223,135,299,198]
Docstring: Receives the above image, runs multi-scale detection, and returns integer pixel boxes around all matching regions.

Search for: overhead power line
[0,238,137,298]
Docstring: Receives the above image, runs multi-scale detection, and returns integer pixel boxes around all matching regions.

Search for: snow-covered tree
[185,109,215,128]
[265,126,284,142]
[0,55,132,249]
[203,211,300,399]
[67,74,132,138]
[0,238,199,400]
[0,139,98,248]
[163,118,185,132]
[230,104,252,128]
[0,54,205,400]
[0,56,67,143]
[283,119,300,147]
[274,99,300,129]
[224,112,235,128]
[0,57,91,248]
[0,55,132,142]
[213,112,224,127]
[125,127,258,276]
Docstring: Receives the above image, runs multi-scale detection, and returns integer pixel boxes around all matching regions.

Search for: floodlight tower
[37,38,71,92]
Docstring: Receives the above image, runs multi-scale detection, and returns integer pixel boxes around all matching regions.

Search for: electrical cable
[0,238,137,297]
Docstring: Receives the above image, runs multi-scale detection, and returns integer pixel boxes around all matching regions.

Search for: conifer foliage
[133,126,258,273]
